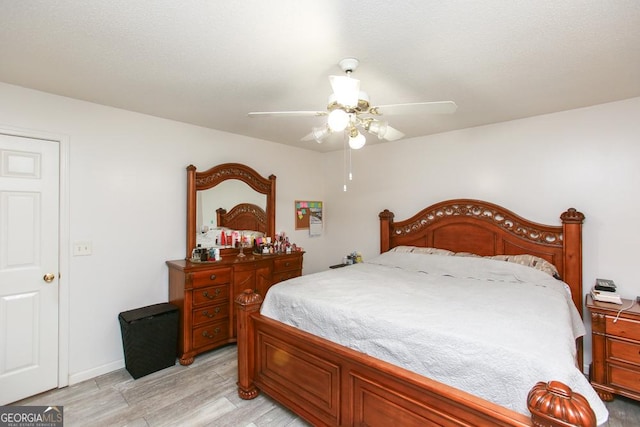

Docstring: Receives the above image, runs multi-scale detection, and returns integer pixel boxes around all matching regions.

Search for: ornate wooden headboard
[379,199,585,317]
[216,203,267,234]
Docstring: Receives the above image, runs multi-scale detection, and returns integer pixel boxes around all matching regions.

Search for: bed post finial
[379,209,395,253]
[527,381,596,427]
[236,289,264,400]
[560,208,585,224]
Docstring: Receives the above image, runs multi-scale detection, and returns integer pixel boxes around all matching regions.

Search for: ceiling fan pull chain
[349,146,353,181]
[343,132,348,192]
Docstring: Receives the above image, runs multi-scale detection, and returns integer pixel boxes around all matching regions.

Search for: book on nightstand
[590,286,622,304]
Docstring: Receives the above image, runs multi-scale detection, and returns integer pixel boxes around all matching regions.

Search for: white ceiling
[1,1,639,152]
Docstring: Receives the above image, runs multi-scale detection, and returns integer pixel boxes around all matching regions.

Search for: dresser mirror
[186,163,276,259]
[197,180,267,229]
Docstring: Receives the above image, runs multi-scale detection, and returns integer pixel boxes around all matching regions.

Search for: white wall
[2,79,638,383]
[322,96,640,369]
[0,82,327,383]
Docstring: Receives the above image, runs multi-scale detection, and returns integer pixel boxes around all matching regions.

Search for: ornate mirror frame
[186,163,276,259]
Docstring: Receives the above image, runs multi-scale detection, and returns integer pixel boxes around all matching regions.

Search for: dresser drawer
[609,363,640,393]
[190,268,232,288]
[608,338,640,365]
[192,284,229,307]
[273,256,302,273]
[273,270,301,284]
[193,320,229,348]
[606,317,640,341]
[192,303,229,327]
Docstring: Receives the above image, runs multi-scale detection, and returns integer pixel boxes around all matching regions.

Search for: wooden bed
[235,199,596,426]
[216,203,267,234]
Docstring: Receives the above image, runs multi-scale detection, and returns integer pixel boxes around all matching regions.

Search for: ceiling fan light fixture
[367,120,388,139]
[348,128,366,150]
[329,75,360,107]
[327,108,349,131]
[382,125,405,141]
[358,91,370,107]
[311,126,331,143]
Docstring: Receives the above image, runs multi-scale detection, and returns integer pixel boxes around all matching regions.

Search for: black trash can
[118,303,178,379]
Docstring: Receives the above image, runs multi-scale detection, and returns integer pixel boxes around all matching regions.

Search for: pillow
[389,246,560,278]
[489,254,560,279]
[453,251,480,257]
[390,246,454,256]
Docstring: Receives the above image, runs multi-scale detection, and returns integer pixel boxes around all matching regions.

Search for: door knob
[43,273,55,283]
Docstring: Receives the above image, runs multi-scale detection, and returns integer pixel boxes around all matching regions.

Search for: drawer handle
[202,307,221,318]
[203,288,221,299]
[202,328,221,339]
[284,262,290,267]
[209,274,217,280]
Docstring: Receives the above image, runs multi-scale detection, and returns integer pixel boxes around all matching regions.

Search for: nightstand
[587,294,640,402]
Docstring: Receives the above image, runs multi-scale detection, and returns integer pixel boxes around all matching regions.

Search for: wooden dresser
[587,294,640,401]
[167,251,303,365]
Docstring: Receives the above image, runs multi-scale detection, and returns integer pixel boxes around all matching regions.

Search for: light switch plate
[73,241,92,256]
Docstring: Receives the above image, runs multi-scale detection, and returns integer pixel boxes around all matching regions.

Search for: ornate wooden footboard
[235,200,595,426]
[236,291,595,426]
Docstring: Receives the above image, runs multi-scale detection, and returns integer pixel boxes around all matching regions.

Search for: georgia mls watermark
[0,406,63,427]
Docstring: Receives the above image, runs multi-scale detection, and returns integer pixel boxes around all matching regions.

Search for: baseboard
[68,359,125,385]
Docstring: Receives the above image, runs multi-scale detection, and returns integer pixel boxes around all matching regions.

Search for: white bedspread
[261,251,608,425]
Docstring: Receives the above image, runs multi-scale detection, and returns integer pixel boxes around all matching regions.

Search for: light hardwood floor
[14,345,640,426]
[15,345,308,427]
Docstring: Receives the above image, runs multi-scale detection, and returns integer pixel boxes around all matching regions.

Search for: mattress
[260,251,608,425]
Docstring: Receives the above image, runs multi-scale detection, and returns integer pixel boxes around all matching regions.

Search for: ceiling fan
[248,58,457,149]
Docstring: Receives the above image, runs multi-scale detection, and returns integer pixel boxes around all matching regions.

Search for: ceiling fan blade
[329,75,360,106]
[248,111,327,118]
[372,101,457,116]
[381,125,405,141]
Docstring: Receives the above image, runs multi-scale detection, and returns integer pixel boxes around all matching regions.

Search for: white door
[0,133,59,404]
